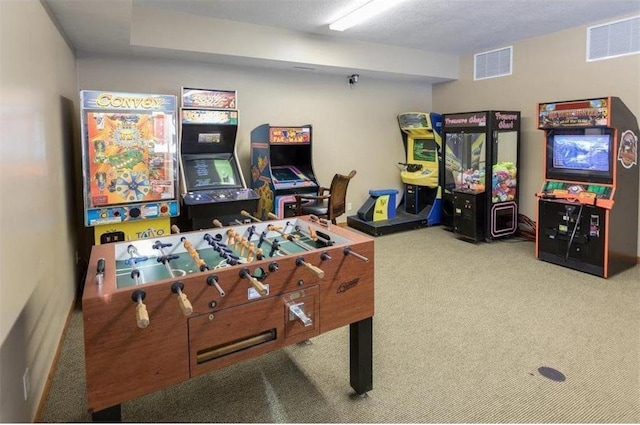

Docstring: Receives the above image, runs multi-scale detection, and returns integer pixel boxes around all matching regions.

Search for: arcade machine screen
[413,139,437,162]
[272,166,302,182]
[547,133,613,183]
[183,154,242,191]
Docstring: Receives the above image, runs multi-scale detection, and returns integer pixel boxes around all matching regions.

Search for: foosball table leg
[349,316,373,396]
[92,404,121,422]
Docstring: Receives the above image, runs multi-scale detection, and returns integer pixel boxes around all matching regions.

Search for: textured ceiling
[45,0,640,56]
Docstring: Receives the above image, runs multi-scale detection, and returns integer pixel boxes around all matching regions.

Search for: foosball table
[82,213,374,421]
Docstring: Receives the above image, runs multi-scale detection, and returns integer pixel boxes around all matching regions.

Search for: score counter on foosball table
[82,214,374,421]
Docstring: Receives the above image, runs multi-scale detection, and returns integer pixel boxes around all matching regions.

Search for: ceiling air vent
[587,15,640,61]
[474,46,512,81]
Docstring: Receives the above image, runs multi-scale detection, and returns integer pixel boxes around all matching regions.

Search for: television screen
[183,154,241,191]
[546,131,613,184]
[552,134,610,172]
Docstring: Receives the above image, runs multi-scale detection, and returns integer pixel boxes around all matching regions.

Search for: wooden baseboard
[33,299,78,422]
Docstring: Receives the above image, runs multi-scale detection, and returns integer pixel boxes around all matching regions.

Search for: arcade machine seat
[294,170,357,224]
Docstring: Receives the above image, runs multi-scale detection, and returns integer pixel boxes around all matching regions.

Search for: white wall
[0,1,78,421]
[78,55,434,215]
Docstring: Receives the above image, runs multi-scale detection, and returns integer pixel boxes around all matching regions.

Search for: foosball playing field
[115,217,341,289]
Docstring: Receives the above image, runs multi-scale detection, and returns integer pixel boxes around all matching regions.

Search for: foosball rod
[258,232,292,257]
[267,224,315,253]
[240,210,262,223]
[343,247,369,262]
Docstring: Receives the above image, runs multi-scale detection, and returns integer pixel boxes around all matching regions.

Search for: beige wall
[77,55,434,214]
[0,1,78,422]
[433,13,640,256]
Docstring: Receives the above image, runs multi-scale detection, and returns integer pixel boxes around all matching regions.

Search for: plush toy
[492,162,517,202]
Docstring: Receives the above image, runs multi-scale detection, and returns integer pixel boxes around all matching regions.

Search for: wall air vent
[587,15,640,61]
[474,46,513,81]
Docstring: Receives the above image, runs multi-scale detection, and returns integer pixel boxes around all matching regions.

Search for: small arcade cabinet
[347,112,443,236]
[535,97,639,278]
[250,124,319,219]
[80,90,180,244]
[441,111,521,242]
[178,88,259,229]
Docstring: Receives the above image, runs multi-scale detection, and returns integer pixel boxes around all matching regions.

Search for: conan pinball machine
[536,97,639,278]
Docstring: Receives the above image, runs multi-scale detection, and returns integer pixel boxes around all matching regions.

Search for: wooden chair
[294,170,357,224]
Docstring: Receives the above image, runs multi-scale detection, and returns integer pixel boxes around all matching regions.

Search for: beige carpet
[39,226,640,423]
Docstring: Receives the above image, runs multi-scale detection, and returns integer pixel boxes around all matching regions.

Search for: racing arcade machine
[536,97,639,278]
[347,112,442,236]
[250,125,319,219]
[179,88,259,229]
[441,111,521,242]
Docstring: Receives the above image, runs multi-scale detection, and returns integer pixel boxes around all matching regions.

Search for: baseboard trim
[33,298,78,422]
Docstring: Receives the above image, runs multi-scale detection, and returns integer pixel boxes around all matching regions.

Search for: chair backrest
[328,170,357,221]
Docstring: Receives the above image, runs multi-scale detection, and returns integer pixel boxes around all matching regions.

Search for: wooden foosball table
[82,214,374,421]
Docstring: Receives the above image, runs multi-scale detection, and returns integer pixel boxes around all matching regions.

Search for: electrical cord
[565,204,584,261]
[516,213,536,241]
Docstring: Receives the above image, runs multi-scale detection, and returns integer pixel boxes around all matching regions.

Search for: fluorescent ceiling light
[329,0,406,31]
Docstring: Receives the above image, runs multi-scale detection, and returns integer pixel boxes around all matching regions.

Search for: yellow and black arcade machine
[347,112,442,236]
[250,124,319,219]
[178,87,259,229]
[441,111,521,242]
[398,112,443,222]
[80,90,180,244]
[535,97,639,278]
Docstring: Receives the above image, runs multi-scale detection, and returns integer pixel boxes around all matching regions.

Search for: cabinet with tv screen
[183,154,242,191]
[546,129,614,184]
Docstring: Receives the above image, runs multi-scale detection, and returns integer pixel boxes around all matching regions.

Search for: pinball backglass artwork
[80,90,179,227]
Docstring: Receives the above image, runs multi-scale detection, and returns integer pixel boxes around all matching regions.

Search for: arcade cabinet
[80,90,180,244]
[441,111,521,242]
[347,112,443,236]
[250,124,319,219]
[535,97,639,278]
[178,87,259,229]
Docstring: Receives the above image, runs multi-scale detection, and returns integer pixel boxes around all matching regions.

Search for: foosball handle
[132,290,149,329]
[171,282,193,316]
[177,293,193,316]
[240,268,268,296]
[171,224,180,234]
[241,210,262,222]
[267,212,278,220]
[296,257,325,279]
[136,303,150,329]
[212,219,223,228]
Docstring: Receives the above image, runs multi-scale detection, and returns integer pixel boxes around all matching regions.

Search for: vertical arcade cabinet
[250,124,319,219]
[80,90,180,244]
[178,88,259,229]
[347,112,443,236]
[397,112,443,224]
[535,97,639,278]
[441,111,521,241]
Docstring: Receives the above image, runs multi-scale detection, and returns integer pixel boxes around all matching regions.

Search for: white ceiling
[43,0,640,79]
